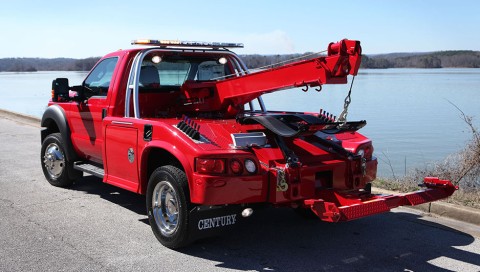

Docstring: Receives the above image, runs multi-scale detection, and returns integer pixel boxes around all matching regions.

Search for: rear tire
[147,165,191,248]
[40,133,78,187]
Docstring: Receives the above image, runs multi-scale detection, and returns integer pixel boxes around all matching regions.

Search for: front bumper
[304,177,458,222]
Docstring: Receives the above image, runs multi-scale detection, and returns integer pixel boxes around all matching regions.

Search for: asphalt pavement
[0,112,479,272]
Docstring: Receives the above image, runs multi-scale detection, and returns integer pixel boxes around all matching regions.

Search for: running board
[74,162,104,178]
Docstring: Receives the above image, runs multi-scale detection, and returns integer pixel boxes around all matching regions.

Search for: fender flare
[40,105,77,162]
[140,141,193,195]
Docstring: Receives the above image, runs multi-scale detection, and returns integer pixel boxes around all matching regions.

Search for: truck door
[103,119,140,192]
[69,57,118,164]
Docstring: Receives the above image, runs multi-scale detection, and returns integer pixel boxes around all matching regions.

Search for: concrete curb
[373,187,480,226]
[0,108,41,127]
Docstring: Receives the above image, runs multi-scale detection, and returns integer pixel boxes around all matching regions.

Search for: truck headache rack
[305,177,458,222]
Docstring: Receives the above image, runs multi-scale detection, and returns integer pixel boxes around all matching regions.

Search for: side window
[84,57,118,97]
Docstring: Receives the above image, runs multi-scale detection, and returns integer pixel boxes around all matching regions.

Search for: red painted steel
[200,39,361,115]
[305,177,457,222]
[43,39,456,225]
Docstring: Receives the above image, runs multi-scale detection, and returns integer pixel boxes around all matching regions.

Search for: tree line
[1,50,479,72]
[241,50,480,69]
[0,57,100,72]
[361,51,480,68]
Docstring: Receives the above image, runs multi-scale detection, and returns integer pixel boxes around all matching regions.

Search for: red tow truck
[41,39,457,248]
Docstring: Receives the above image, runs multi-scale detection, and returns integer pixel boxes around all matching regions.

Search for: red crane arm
[179,39,361,115]
[216,39,362,111]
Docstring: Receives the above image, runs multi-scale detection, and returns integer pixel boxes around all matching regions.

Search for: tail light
[196,158,225,174]
[196,157,259,175]
[230,159,243,175]
[357,145,373,160]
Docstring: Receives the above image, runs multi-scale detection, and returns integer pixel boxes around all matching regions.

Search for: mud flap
[188,205,251,241]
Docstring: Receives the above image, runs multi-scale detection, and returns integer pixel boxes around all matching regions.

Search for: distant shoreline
[1,50,479,72]
[1,67,479,74]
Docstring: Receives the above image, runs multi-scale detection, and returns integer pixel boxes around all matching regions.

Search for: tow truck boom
[182,39,361,114]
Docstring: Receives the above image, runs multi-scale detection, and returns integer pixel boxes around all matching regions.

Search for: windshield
[140,53,233,87]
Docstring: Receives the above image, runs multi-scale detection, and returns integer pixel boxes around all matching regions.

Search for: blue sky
[1,0,479,58]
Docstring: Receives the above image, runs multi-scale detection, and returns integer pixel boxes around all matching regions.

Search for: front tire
[147,165,191,248]
[40,133,77,187]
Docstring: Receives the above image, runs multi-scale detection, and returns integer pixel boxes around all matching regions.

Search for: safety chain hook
[337,76,355,125]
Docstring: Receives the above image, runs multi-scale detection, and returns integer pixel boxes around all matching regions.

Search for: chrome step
[74,162,104,178]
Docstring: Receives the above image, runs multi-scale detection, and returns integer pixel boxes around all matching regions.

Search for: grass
[374,104,480,210]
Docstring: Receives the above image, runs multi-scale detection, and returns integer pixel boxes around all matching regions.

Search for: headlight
[357,149,365,158]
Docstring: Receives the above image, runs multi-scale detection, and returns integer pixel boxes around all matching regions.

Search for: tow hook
[276,168,288,192]
[361,157,367,176]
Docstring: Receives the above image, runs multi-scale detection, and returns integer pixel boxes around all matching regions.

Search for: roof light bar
[131,39,244,49]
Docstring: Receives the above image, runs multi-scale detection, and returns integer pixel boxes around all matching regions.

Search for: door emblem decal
[128,148,135,163]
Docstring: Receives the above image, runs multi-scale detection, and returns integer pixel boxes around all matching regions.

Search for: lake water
[1,69,479,178]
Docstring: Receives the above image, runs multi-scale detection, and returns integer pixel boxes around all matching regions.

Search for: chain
[337,76,355,124]
[254,50,328,71]
[212,50,329,81]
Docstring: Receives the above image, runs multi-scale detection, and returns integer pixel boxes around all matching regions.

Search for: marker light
[218,57,228,64]
[134,39,152,44]
[151,55,162,64]
[244,159,257,174]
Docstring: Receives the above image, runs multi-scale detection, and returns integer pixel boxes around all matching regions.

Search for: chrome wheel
[41,133,77,187]
[43,143,65,179]
[147,166,190,248]
[152,181,179,237]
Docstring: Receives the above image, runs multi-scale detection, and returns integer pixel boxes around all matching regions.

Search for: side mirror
[52,78,69,102]
[71,85,85,102]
